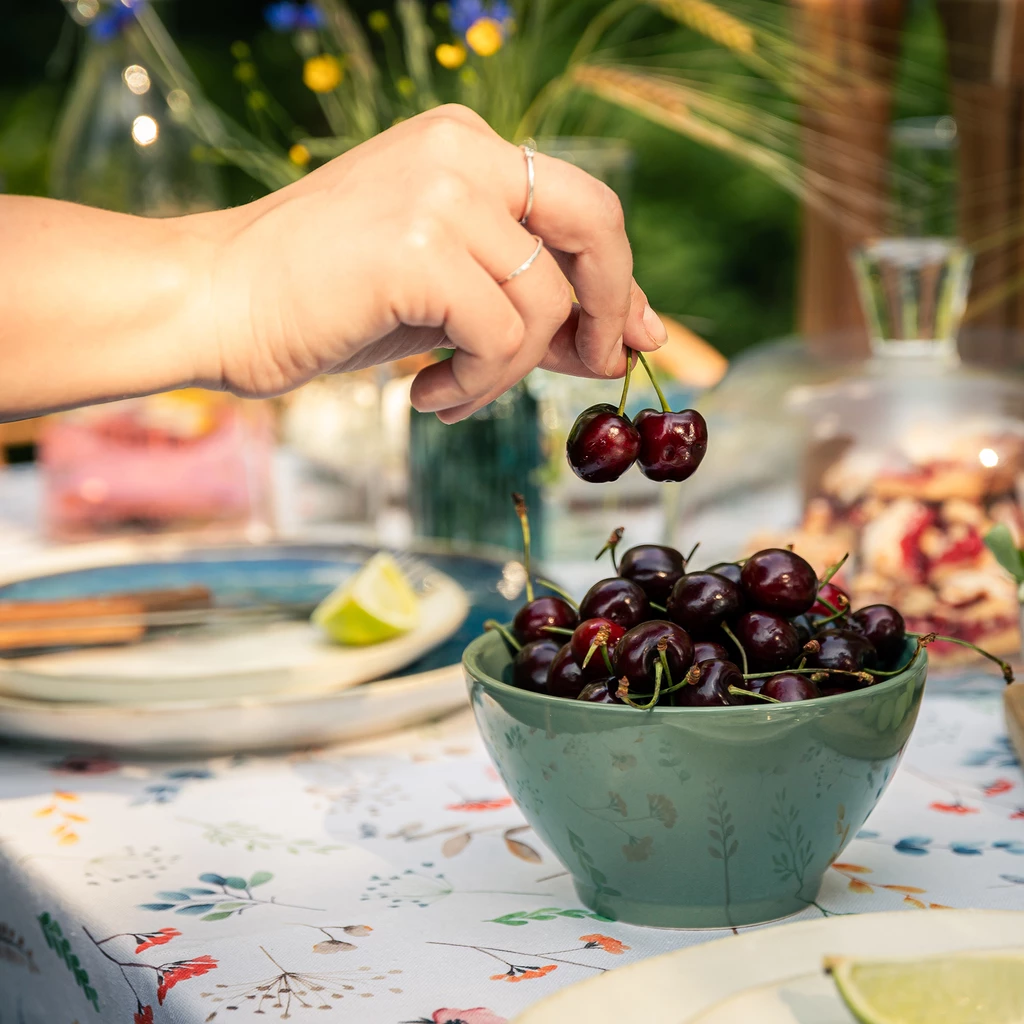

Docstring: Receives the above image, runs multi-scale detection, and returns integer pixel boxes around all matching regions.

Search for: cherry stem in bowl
[815,603,848,628]
[595,527,625,572]
[721,622,748,675]
[910,632,1014,684]
[484,619,521,652]
[683,542,700,566]
[650,601,667,613]
[625,661,662,710]
[535,578,579,609]
[541,625,575,636]
[636,351,670,413]
[731,686,779,703]
[818,553,849,588]
[617,347,635,416]
[512,492,535,603]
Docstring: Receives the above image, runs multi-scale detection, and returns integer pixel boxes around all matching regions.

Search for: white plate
[0,541,469,704]
[514,910,1024,1024]
[0,662,468,756]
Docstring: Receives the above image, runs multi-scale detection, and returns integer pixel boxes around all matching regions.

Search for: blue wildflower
[450,0,512,34]
[90,3,140,41]
[265,2,325,32]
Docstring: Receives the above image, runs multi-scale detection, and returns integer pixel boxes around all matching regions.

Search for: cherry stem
[864,643,924,677]
[660,663,701,697]
[818,553,849,588]
[535,579,579,609]
[512,492,534,603]
[541,625,575,636]
[636,351,670,413]
[484,620,521,652]
[815,603,848,628]
[683,542,700,565]
[650,601,667,613]
[582,625,610,671]
[595,527,625,572]
[908,632,1014,684]
[617,348,635,416]
[731,686,780,703]
[601,645,615,675]
[815,596,843,617]
[658,643,674,691]
[721,622,748,676]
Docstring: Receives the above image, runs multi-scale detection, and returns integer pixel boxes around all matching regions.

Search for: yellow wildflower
[289,143,311,167]
[435,42,467,69]
[465,17,503,56]
[459,66,479,86]
[397,76,416,97]
[246,90,268,111]
[368,10,390,32]
[303,54,343,93]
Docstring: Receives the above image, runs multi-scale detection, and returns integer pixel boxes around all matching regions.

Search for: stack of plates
[0,539,519,756]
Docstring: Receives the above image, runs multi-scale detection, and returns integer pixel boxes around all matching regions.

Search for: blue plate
[0,542,522,679]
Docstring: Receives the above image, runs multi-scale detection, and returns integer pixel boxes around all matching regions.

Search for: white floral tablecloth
[0,683,1021,1024]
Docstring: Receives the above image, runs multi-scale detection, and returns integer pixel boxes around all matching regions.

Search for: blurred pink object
[41,392,275,541]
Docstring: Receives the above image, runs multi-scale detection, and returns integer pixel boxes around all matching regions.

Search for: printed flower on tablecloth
[408,1009,507,1024]
[491,963,558,982]
[134,928,180,953]
[983,778,1015,797]
[133,1004,154,1024]
[156,955,217,1004]
[579,934,629,954]
[929,801,978,815]
[445,797,513,812]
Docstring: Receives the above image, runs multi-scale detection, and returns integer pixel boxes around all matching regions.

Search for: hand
[203,105,666,422]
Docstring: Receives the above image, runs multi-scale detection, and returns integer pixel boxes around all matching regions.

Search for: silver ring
[501,234,544,283]
[518,142,536,226]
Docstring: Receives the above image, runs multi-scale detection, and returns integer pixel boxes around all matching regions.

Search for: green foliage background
[0,1,948,357]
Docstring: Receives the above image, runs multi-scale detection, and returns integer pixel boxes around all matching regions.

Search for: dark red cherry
[566,404,640,483]
[634,408,708,483]
[706,562,743,586]
[810,581,850,619]
[545,644,586,699]
[618,544,686,604]
[761,672,820,702]
[851,604,906,664]
[614,620,694,692]
[741,548,818,616]
[570,617,626,680]
[512,596,578,645]
[667,571,743,638]
[579,578,650,631]
[806,629,877,686]
[693,639,730,663]
[577,679,625,704]
[512,639,561,693]
[677,658,750,706]
[731,610,801,672]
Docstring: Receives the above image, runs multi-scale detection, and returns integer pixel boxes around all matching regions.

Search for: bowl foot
[573,878,811,929]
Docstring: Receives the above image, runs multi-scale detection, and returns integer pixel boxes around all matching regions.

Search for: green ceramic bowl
[464,630,928,929]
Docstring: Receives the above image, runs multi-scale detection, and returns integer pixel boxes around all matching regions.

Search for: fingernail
[643,304,668,346]
[604,338,623,376]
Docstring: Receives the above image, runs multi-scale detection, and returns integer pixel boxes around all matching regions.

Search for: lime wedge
[312,552,420,646]
[827,950,1024,1024]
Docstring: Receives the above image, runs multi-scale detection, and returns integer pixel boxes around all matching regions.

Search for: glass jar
[671,238,1024,673]
[408,381,545,554]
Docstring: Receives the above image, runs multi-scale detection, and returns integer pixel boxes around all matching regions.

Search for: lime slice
[312,553,420,646]
[827,950,1024,1024]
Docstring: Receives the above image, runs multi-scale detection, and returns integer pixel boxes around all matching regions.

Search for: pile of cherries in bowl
[496,523,1013,708]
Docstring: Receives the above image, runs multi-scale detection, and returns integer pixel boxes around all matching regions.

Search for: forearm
[0,196,216,421]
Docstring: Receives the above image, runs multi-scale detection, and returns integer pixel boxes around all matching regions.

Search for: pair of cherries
[565,350,708,484]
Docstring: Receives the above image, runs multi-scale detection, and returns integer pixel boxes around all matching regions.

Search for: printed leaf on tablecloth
[37,913,99,1012]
